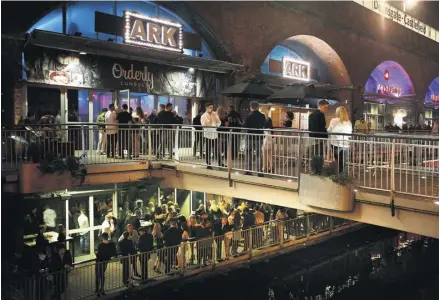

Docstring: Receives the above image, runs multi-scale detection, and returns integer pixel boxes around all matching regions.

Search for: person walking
[95,233,117,296]
[243,101,266,176]
[96,108,108,155]
[105,104,118,159]
[201,103,222,169]
[308,99,329,157]
[327,106,352,173]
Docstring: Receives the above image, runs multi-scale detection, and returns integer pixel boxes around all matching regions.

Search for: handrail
[3,214,353,300]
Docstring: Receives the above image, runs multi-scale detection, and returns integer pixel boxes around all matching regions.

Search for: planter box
[299,173,354,212]
[20,163,81,194]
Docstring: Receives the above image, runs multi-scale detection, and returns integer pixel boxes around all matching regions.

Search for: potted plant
[299,155,354,211]
[20,152,88,193]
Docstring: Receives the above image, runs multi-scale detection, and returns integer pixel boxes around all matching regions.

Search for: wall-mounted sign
[24,46,205,96]
[377,84,402,97]
[124,11,183,52]
[282,57,310,81]
[353,0,439,44]
[431,94,439,104]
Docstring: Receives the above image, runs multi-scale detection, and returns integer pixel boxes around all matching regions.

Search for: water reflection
[268,232,434,300]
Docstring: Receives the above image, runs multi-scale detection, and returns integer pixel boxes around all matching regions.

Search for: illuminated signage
[282,57,310,81]
[431,94,439,104]
[353,0,439,44]
[124,11,183,52]
[384,69,389,81]
[112,63,154,91]
[377,84,402,97]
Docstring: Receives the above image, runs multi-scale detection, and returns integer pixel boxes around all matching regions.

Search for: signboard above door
[124,11,183,52]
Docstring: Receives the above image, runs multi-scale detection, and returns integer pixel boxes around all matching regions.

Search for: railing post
[180,242,186,277]
[248,227,253,259]
[147,126,152,163]
[174,126,179,161]
[279,221,284,249]
[212,233,216,271]
[329,216,334,234]
[227,131,233,187]
[297,133,303,189]
[64,268,68,300]
[306,214,311,240]
[390,139,396,217]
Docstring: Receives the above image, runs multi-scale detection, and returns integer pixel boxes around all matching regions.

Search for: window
[191,191,205,213]
[92,91,113,122]
[67,89,89,122]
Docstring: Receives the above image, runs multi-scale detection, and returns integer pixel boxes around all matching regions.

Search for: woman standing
[327,106,352,173]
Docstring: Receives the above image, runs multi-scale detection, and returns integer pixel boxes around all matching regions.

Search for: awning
[25,30,243,74]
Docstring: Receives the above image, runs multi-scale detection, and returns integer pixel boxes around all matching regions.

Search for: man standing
[78,209,90,254]
[96,108,108,155]
[105,104,118,158]
[163,220,182,273]
[192,110,204,158]
[95,232,117,296]
[118,231,137,286]
[201,103,221,169]
[137,227,154,281]
[157,103,176,159]
[117,104,133,159]
[226,105,243,160]
[43,205,57,232]
[243,101,266,176]
[308,99,329,157]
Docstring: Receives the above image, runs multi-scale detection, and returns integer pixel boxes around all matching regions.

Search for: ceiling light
[79,52,87,55]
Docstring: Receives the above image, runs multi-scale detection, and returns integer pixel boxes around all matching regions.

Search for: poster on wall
[24,45,202,97]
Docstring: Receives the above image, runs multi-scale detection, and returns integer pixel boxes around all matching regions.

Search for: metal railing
[2,123,438,197]
[4,214,352,300]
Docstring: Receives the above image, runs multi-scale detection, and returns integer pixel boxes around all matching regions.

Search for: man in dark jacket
[243,101,266,176]
[226,105,243,160]
[137,227,154,281]
[242,207,255,252]
[119,231,137,285]
[51,244,73,300]
[192,110,204,157]
[95,233,117,296]
[163,220,182,273]
[117,103,133,159]
[308,99,329,157]
[157,103,176,159]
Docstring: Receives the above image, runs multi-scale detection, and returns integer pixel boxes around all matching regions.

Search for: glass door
[118,89,130,110]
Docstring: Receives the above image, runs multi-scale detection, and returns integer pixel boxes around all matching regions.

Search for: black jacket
[50,250,73,272]
[308,110,328,138]
[96,242,117,262]
[226,110,243,129]
[163,227,182,247]
[118,239,136,256]
[244,110,266,134]
[158,110,175,128]
[137,233,154,253]
[193,114,202,130]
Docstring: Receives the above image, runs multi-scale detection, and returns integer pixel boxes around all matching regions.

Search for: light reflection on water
[267,232,431,300]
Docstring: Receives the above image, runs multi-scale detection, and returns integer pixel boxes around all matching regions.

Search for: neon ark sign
[124,11,183,52]
[377,84,402,97]
[282,57,310,82]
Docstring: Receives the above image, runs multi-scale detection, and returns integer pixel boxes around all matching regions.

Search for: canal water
[122,226,439,300]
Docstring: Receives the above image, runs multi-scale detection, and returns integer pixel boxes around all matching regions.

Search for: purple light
[424,77,439,109]
[364,61,414,101]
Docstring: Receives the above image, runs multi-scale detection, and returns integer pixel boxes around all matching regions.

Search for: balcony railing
[3,214,353,300]
[2,124,438,198]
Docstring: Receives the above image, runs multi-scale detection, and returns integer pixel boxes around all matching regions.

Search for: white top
[78,213,89,236]
[43,208,57,228]
[327,118,352,148]
[101,220,115,236]
[201,111,221,139]
[105,110,118,135]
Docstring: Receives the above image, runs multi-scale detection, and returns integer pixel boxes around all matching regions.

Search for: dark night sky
[1,1,62,35]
